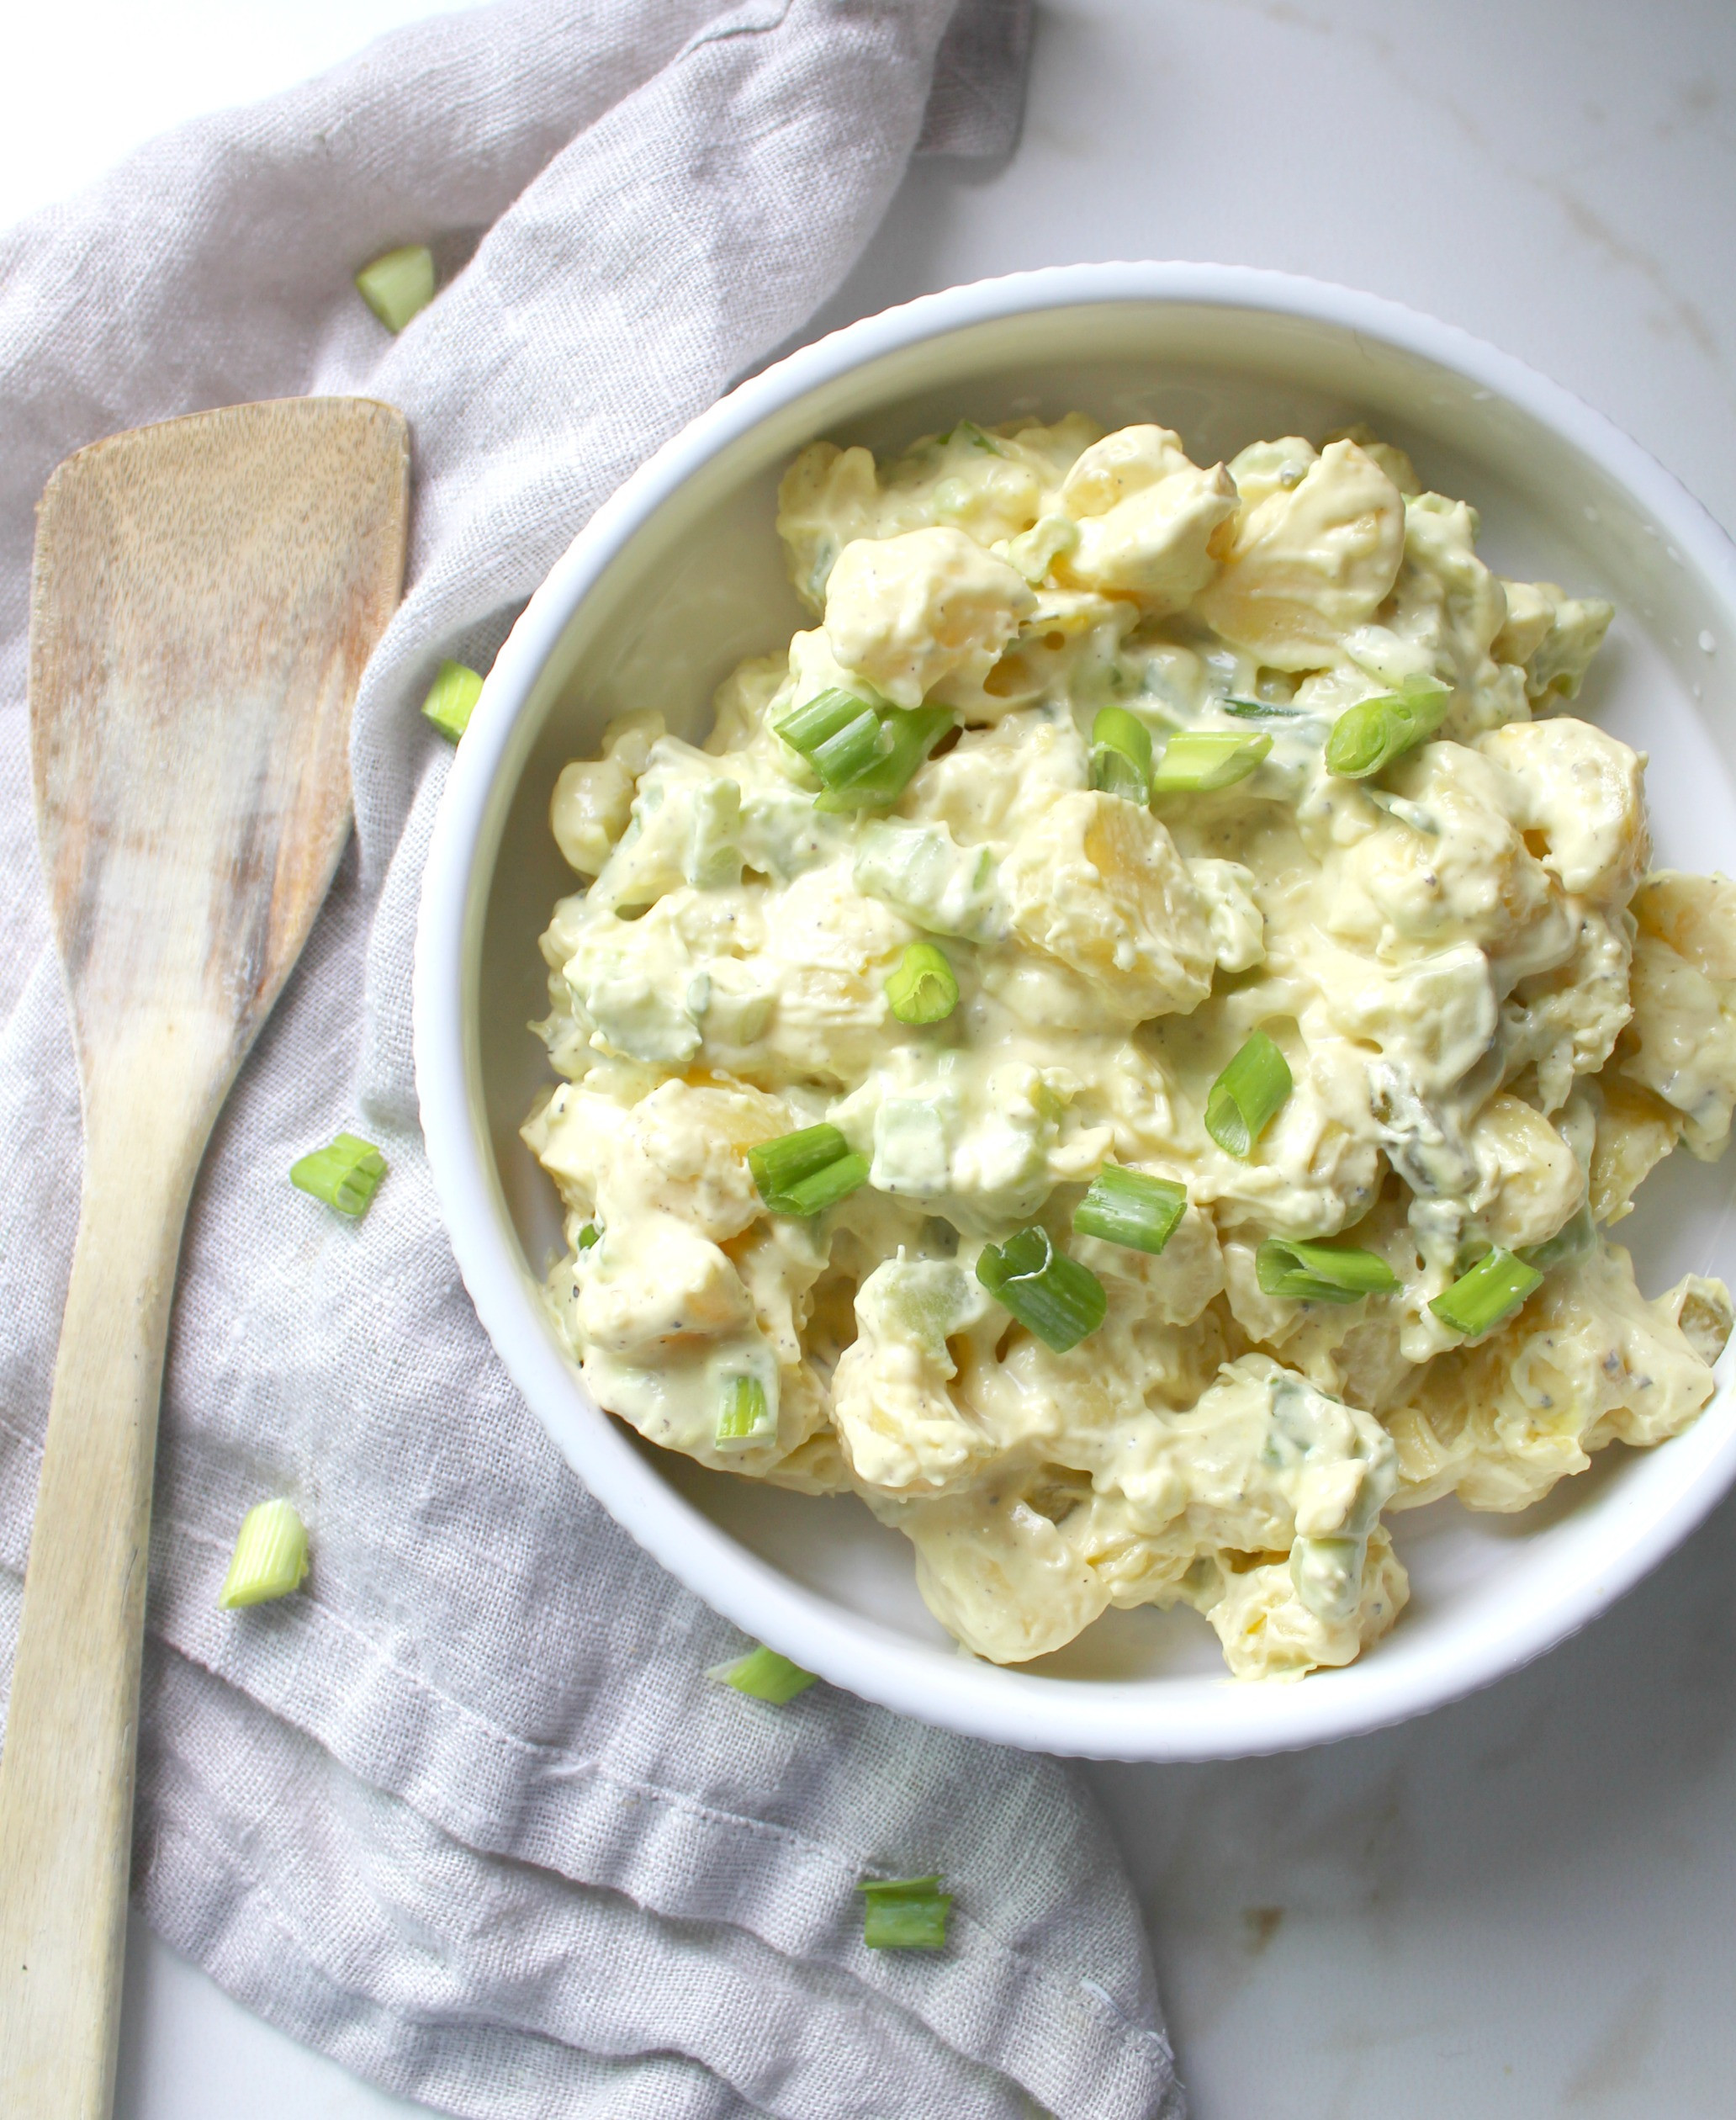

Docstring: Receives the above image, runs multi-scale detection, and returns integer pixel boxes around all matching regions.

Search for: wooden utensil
[0,398,409,2116]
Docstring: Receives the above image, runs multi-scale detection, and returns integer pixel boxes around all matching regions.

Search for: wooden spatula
[0,398,409,2116]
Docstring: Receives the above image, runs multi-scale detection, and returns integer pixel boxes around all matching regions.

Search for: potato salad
[523,411,1736,1680]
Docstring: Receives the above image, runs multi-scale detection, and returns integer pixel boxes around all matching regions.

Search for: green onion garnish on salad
[777,687,878,765]
[1429,1247,1543,1338]
[575,1222,601,1251]
[749,1126,869,1216]
[1204,1032,1292,1158]
[290,1132,387,1219]
[1256,1238,1400,1304]
[779,1153,871,1216]
[707,1644,818,1703]
[1089,706,1154,803]
[777,693,954,811]
[976,1227,1106,1353]
[817,706,954,813]
[810,708,886,788]
[859,1875,953,1951]
[1072,1167,1188,1255]
[354,243,435,333]
[218,1499,310,1609]
[1149,729,1271,794]
[1325,674,1452,779]
[421,660,484,743]
[886,942,960,1026]
[715,1374,776,1450]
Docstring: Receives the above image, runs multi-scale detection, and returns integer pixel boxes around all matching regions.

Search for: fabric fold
[0,2,1182,2113]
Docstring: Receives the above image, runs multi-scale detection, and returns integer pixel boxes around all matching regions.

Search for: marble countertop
[11,2,1734,2113]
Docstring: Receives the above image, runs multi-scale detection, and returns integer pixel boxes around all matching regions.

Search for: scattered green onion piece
[1255,1238,1400,1304]
[1072,1167,1188,1255]
[817,706,954,812]
[1429,1246,1543,1338]
[750,1124,849,1202]
[218,1499,310,1609]
[749,1126,868,1216]
[1149,730,1272,794]
[707,1644,818,1704]
[1089,706,1153,803]
[290,1131,387,1219]
[886,942,959,1026]
[776,687,881,766]
[421,659,484,742]
[1518,1203,1595,1275]
[976,1227,1107,1353]
[1325,675,1452,780]
[780,1153,871,1217]
[576,1222,601,1251]
[1204,1032,1293,1158]
[859,1876,953,1951]
[1223,696,1301,718]
[810,707,887,789]
[716,1374,776,1450]
[354,243,436,333]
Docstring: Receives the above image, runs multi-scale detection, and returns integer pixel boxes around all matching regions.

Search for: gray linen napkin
[0,3,1183,2114]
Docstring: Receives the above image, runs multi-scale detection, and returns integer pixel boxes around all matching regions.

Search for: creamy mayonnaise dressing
[524,413,1735,1679]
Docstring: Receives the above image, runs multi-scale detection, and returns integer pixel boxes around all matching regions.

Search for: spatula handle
[0,1110,202,2117]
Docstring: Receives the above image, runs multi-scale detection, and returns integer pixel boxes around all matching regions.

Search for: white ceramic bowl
[415,262,1736,1761]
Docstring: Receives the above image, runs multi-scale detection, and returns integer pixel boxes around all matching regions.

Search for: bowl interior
[462,288,1736,1750]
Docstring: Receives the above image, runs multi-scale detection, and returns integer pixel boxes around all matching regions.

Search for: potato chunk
[1056,425,1237,611]
[1196,438,1406,670]
[999,791,1217,1024]
[823,527,1035,708]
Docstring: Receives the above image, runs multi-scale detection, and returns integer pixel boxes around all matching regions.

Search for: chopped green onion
[421,660,484,742]
[707,1644,818,1703]
[749,1126,869,1216]
[976,1227,1106,1353]
[810,707,886,788]
[1089,707,1153,803]
[1519,1203,1595,1274]
[716,1373,776,1450]
[290,1131,387,1218]
[886,941,959,1026]
[777,692,952,811]
[750,1124,849,1200]
[1256,1238,1400,1304]
[576,1222,601,1251]
[1223,696,1301,718]
[775,688,889,791]
[1072,1167,1188,1255]
[1204,1032,1293,1158]
[218,1499,309,1609]
[777,687,880,765]
[1429,1246,1543,1338]
[1149,730,1272,794]
[1325,674,1452,779]
[354,243,435,333]
[859,1876,953,1951]
[780,1153,871,1216]
[816,706,954,813]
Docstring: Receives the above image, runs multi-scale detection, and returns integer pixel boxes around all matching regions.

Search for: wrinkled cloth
[0,3,1183,2114]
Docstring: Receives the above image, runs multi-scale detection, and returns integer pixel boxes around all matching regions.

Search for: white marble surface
[11,1,1736,2113]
